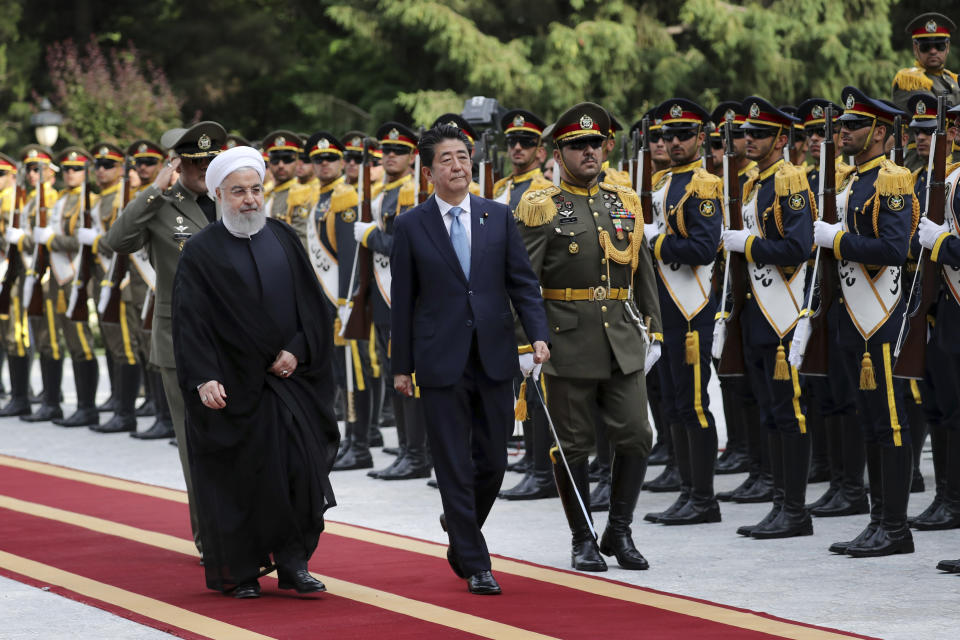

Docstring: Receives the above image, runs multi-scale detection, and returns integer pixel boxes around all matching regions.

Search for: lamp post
[31,98,63,148]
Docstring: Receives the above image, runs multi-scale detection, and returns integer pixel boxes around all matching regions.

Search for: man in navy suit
[391,125,550,595]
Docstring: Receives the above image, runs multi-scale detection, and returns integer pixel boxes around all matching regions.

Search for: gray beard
[221,201,266,238]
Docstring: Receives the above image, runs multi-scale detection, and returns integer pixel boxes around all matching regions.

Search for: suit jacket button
[466,319,474,327]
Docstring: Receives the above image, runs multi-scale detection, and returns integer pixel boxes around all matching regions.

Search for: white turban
[204,146,265,197]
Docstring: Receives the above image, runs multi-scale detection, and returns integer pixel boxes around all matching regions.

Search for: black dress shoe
[332,446,373,470]
[382,446,400,456]
[588,477,611,511]
[232,581,261,599]
[91,415,137,433]
[936,558,960,573]
[466,570,501,595]
[0,397,31,417]
[910,467,925,493]
[736,505,781,537]
[810,492,869,518]
[642,465,681,492]
[598,529,648,570]
[715,450,750,474]
[369,426,384,447]
[169,438,179,447]
[806,485,838,511]
[135,399,156,417]
[427,478,439,488]
[909,503,960,531]
[909,497,943,527]
[646,441,670,466]
[644,491,689,523]
[507,457,531,474]
[846,526,914,557]
[278,569,326,593]
[131,421,175,440]
[499,473,558,500]
[20,404,63,423]
[750,510,813,539]
[731,475,774,503]
[828,522,878,554]
[53,408,99,427]
[439,514,465,578]
[570,537,607,572]
[657,499,722,526]
[377,456,432,480]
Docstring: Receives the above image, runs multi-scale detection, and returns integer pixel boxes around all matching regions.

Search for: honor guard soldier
[638,99,723,526]
[341,131,367,186]
[722,98,815,539]
[792,99,868,519]
[515,102,662,571]
[918,107,960,572]
[263,130,312,246]
[893,13,960,112]
[0,152,18,397]
[20,146,93,424]
[0,147,56,417]
[101,121,227,556]
[124,139,174,440]
[812,88,917,557]
[349,122,427,475]
[494,109,553,212]
[296,132,320,206]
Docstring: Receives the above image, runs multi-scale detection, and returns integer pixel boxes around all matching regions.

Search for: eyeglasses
[661,129,698,142]
[25,165,41,173]
[710,140,724,150]
[311,154,341,164]
[645,131,663,144]
[910,127,934,136]
[744,128,778,139]
[269,153,298,165]
[135,157,160,167]
[918,40,948,53]
[839,118,874,132]
[506,135,539,149]
[227,186,263,198]
[380,144,412,156]
[563,138,603,151]
[94,159,118,170]
[63,166,86,173]
[344,153,363,164]
[0,170,7,177]
[806,126,826,138]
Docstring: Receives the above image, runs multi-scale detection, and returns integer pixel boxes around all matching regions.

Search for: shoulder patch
[892,67,934,92]
[515,185,561,227]
[699,200,716,217]
[788,192,806,211]
[886,194,905,211]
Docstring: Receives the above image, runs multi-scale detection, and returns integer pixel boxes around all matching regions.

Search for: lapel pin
[480,212,488,225]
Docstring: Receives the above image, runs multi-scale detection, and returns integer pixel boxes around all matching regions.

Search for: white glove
[33,227,53,245]
[711,319,727,360]
[644,341,661,371]
[353,220,375,243]
[813,220,842,249]
[788,317,811,369]
[642,223,659,247]
[4,227,24,244]
[722,229,750,254]
[336,305,351,333]
[918,217,950,250]
[518,352,536,377]
[77,228,98,246]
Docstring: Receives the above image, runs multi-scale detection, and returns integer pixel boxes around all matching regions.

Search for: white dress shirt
[436,193,472,249]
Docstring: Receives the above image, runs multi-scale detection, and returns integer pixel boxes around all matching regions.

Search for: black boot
[646,372,671,466]
[368,375,384,447]
[369,393,404,476]
[333,385,345,422]
[554,457,606,572]
[599,454,650,570]
[21,357,63,422]
[906,398,926,493]
[96,351,117,412]
[135,362,156,417]
[752,431,813,538]
[378,396,430,479]
[378,383,396,427]
[847,444,914,557]
[912,428,960,530]
[730,406,775,503]
[808,415,842,510]
[588,424,613,508]
[0,350,6,397]
[508,392,535,474]
[132,371,175,439]
[936,558,960,573]
[650,424,693,522]
[910,424,947,527]
[643,423,683,492]
[644,488,690,523]
[738,431,783,536]
[501,397,557,500]
[715,380,749,474]
[813,414,869,517]
[93,363,139,433]
[53,359,99,427]
[334,388,373,470]
[0,355,31,417]
[830,443,883,554]
[659,425,721,525]
[806,405,830,483]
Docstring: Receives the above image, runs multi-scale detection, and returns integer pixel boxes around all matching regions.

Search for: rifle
[342,141,374,340]
[0,184,25,314]
[791,106,838,374]
[702,124,715,174]
[713,115,747,375]
[639,117,653,225]
[785,123,797,164]
[66,180,94,321]
[416,126,427,204]
[480,130,495,200]
[628,129,640,189]
[97,172,132,323]
[24,180,50,316]
[891,115,904,166]
[893,96,946,378]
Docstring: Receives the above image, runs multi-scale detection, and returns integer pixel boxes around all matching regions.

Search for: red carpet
[0,455,878,640]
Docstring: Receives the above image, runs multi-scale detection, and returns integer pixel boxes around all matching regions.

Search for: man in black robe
[172,146,339,599]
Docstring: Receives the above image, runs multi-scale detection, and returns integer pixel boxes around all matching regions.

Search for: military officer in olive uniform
[812,88,916,558]
[263,130,313,247]
[722,98,815,540]
[640,99,724,526]
[0,147,57,417]
[515,103,662,572]
[494,110,554,212]
[100,122,227,556]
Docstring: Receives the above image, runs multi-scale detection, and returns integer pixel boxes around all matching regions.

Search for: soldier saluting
[515,102,662,572]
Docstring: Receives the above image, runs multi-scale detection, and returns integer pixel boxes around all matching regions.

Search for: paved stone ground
[0,357,958,639]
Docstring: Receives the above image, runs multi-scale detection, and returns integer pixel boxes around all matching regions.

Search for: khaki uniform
[267,178,313,247]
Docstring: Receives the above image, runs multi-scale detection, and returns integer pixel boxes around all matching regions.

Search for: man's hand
[77,228,98,246]
[533,340,550,364]
[268,350,298,378]
[518,353,537,377]
[722,229,750,254]
[198,380,227,409]
[353,220,375,243]
[5,227,24,244]
[394,374,414,397]
[152,157,181,191]
[813,221,842,249]
[33,227,53,245]
[918,217,949,250]
[642,223,659,247]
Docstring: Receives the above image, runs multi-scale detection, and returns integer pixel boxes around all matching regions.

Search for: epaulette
[651,168,670,188]
[774,162,810,197]
[492,175,510,198]
[836,162,856,186]
[468,181,481,196]
[287,182,313,207]
[947,160,960,177]
[398,180,416,207]
[805,162,816,174]
[892,67,933,92]
[514,185,561,227]
[329,182,359,215]
[946,69,959,83]
[600,182,643,217]
[686,168,722,200]
[875,159,913,196]
[528,176,555,192]
[602,167,632,188]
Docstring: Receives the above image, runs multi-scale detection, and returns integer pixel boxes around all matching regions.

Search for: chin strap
[759,125,783,164]
[860,120,878,156]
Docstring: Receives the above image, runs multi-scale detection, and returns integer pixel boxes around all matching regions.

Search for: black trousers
[420,337,513,576]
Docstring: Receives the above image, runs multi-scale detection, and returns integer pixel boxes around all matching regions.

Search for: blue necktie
[449,206,470,279]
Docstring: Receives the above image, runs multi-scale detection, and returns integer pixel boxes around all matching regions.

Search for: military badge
[68,152,79,161]
[445,120,459,129]
[579,115,594,130]
[926,20,938,33]
[513,115,525,128]
[342,210,357,223]
[198,134,211,150]
[175,192,185,202]
[318,138,330,149]
[226,139,237,149]
[700,200,716,217]
[388,129,400,140]
[351,137,362,147]
[27,150,38,159]
[749,103,760,118]
[176,216,183,223]
[916,101,927,116]
[670,104,683,119]
[568,241,579,255]
[138,143,148,153]
[846,94,855,109]
[788,193,805,210]
[724,109,735,123]
[812,105,824,119]
[99,146,109,156]
[887,195,905,211]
